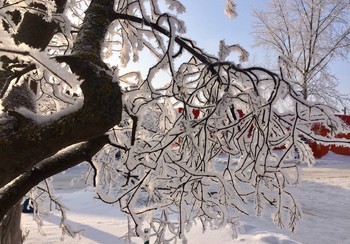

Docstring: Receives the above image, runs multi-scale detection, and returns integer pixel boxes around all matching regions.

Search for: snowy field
[22,152,350,244]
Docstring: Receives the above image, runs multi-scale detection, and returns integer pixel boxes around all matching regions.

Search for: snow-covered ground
[22,152,350,244]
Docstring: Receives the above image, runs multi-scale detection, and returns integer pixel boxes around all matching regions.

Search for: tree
[253,0,350,106]
[0,0,349,243]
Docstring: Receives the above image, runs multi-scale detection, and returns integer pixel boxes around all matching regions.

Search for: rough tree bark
[0,203,22,244]
[0,0,122,242]
[0,0,121,188]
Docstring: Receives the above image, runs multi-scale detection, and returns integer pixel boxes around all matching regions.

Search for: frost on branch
[218,40,249,62]
[252,0,350,106]
[25,179,82,239]
[0,1,83,119]
[165,0,186,14]
[0,32,83,121]
[224,0,237,19]
[81,1,350,242]
[92,16,349,243]
[1,0,349,242]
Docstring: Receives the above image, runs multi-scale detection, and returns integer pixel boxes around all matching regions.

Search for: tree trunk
[302,79,308,100]
[0,202,22,244]
[0,2,70,242]
[0,1,121,240]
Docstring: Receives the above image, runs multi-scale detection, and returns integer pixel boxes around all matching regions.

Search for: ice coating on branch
[2,0,349,242]
[165,0,186,14]
[224,0,237,19]
[253,0,350,107]
[218,40,249,62]
[0,28,83,120]
[30,50,81,90]
[0,30,81,91]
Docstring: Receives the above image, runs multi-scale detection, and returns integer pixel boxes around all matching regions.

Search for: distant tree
[253,0,350,106]
[0,0,349,243]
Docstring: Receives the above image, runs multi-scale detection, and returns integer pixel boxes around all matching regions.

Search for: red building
[310,114,350,158]
[176,107,350,158]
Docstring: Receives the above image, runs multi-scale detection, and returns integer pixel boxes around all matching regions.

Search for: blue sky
[179,0,265,56]
[178,0,350,104]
